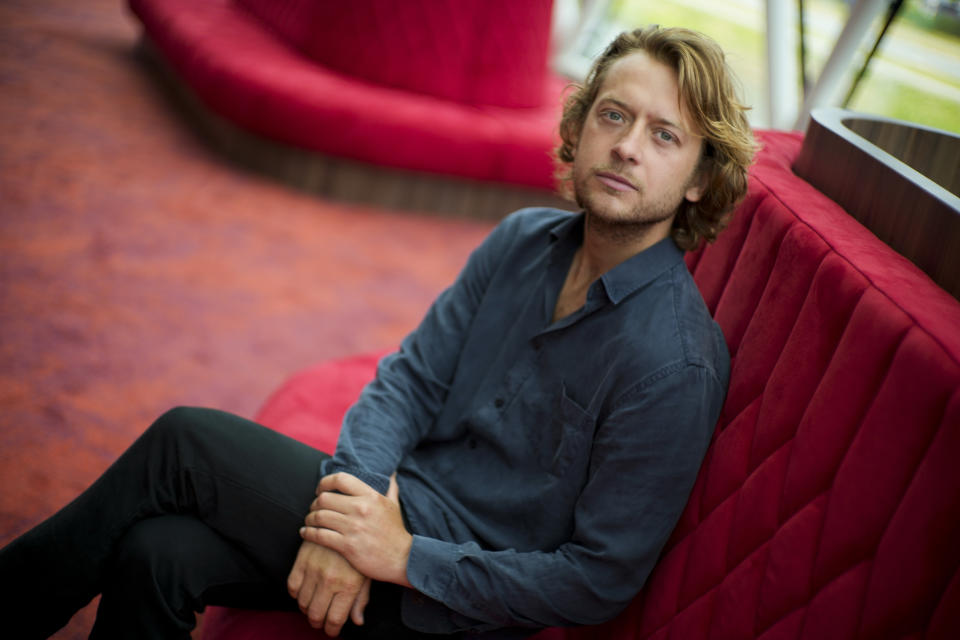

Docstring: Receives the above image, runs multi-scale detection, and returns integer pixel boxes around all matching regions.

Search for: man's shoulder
[614,263,729,385]
[498,207,577,236]
[478,207,578,260]
[662,264,727,366]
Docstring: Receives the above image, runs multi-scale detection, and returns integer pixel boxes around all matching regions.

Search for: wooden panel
[793,107,960,300]
[845,117,960,197]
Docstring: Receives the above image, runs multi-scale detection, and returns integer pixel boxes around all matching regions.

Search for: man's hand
[301,472,413,587]
[286,539,370,636]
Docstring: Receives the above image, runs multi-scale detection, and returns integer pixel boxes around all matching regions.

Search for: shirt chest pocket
[533,386,595,476]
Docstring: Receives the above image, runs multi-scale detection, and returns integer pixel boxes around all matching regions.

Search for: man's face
[572,51,706,230]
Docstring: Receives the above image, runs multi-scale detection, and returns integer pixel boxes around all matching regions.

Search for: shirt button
[494,397,504,408]
[468,438,478,449]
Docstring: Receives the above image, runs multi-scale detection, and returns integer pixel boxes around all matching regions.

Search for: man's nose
[612,126,645,164]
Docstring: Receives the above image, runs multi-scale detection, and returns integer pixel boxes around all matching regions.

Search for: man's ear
[685,142,714,203]
[559,116,581,161]
[684,168,708,203]
[685,143,713,203]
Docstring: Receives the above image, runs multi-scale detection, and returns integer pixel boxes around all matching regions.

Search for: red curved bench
[126,0,564,190]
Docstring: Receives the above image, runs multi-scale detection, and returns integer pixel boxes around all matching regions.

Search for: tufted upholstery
[202,131,960,639]
[235,0,553,109]
[126,0,564,188]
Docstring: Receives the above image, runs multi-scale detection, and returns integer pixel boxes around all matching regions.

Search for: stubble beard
[573,164,691,244]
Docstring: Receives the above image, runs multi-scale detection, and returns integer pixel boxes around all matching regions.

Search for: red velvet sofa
[200,130,960,639]
[126,0,564,190]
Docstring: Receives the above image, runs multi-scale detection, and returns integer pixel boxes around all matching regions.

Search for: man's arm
[304,364,724,631]
[320,212,525,495]
[287,213,526,631]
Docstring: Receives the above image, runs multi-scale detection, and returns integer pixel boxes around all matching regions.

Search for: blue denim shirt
[321,208,729,635]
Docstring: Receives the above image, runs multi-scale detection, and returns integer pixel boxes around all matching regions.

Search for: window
[558,0,960,134]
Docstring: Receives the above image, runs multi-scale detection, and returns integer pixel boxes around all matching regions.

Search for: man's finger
[300,525,342,551]
[298,576,320,617]
[286,565,304,599]
[387,473,399,503]
[351,579,371,626]
[306,585,333,630]
[318,472,375,497]
[324,591,356,637]
[304,508,352,533]
[310,490,353,514]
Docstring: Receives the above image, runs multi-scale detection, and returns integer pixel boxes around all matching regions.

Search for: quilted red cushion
[236,0,554,108]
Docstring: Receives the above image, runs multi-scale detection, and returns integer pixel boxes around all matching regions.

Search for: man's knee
[134,407,228,484]
[150,406,205,437]
[112,517,183,585]
[100,516,218,633]
[147,406,227,453]
[111,516,219,593]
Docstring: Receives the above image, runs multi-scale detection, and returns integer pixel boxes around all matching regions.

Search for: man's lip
[595,172,638,192]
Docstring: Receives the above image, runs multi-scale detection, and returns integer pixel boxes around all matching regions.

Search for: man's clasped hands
[286,472,413,637]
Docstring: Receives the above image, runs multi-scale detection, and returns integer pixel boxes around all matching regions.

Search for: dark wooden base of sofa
[135,38,573,221]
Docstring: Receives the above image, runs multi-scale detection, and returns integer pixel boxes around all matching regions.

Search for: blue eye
[602,110,624,123]
[656,130,676,143]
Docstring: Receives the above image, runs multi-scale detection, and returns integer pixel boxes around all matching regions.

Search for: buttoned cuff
[406,534,461,602]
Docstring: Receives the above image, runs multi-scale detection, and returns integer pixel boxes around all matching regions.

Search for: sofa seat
[127,0,564,190]
[202,131,960,638]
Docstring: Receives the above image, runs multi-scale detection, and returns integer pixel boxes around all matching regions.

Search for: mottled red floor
[0,1,494,636]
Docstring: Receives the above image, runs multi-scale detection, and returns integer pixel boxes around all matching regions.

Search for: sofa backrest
[568,130,960,639]
[235,0,554,108]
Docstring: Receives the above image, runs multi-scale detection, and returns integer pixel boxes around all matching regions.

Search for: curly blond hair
[556,26,757,251]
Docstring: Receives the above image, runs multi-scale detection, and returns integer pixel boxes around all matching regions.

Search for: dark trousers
[0,407,439,639]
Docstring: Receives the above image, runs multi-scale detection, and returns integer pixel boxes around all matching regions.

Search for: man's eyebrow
[595,96,633,114]
[596,96,687,133]
[652,116,685,132]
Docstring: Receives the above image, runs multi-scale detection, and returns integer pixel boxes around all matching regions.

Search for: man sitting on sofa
[0,26,755,639]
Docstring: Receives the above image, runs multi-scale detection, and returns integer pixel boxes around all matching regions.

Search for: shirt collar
[548,212,686,305]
